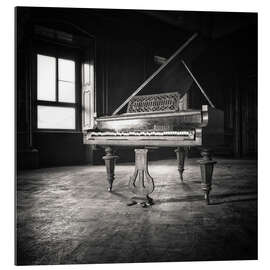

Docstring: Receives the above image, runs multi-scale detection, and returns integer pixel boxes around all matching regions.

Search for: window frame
[32,41,81,133]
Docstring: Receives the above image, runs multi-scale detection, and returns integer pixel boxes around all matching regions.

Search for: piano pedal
[140,202,148,208]
[127,196,154,207]
[146,195,154,205]
[140,199,154,208]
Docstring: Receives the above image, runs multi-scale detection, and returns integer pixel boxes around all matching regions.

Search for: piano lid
[112,33,210,115]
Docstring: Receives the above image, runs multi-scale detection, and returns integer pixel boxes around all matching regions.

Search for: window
[36,53,77,130]
[81,62,95,130]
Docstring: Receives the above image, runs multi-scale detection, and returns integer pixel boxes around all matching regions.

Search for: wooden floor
[16,158,257,265]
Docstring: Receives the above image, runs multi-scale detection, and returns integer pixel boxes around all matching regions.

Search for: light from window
[37,54,56,101]
[83,63,90,85]
[58,81,75,103]
[58,58,75,81]
[37,106,75,129]
[58,58,75,102]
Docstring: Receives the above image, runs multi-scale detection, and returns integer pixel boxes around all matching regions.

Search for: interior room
[16,7,257,265]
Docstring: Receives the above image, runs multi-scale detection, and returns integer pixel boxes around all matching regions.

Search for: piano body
[84,33,224,206]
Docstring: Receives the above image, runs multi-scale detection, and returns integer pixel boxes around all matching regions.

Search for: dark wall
[189,24,257,156]
[16,7,257,169]
[33,132,85,167]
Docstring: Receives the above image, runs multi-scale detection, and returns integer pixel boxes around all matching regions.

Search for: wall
[33,132,85,167]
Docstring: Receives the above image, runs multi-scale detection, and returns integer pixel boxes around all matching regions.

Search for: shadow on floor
[153,191,257,205]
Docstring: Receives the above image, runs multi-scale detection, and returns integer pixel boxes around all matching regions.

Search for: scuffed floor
[16,158,257,265]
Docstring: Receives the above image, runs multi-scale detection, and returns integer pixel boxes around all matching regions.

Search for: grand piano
[84,33,224,206]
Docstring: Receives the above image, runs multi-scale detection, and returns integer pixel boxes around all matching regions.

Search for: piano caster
[198,149,216,205]
[179,173,184,182]
[175,147,186,182]
[204,190,210,205]
[102,147,119,192]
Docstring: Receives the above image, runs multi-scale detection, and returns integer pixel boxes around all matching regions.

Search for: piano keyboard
[87,130,195,139]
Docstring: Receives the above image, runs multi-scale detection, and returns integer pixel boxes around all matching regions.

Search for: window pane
[58,81,75,103]
[37,54,56,101]
[58,58,75,82]
[38,106,75,129]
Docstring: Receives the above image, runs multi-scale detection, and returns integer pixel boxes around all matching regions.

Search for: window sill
[34,129,83,134]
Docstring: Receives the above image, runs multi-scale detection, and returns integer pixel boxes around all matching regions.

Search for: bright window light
[37,54,56,101]
[37,106,75,129]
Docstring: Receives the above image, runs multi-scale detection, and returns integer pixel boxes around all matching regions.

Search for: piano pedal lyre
[127,149,155,207]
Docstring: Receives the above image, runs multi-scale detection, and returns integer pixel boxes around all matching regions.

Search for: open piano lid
[112,33,210,115]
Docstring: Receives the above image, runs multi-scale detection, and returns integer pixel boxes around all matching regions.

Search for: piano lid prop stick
[112,33,199,115]
[181,60,215,108]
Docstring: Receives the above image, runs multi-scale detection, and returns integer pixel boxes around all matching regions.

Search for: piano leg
[102,147,119,192]
[175,147,186,182]
[198,148,217,205]
[128,149,155,207]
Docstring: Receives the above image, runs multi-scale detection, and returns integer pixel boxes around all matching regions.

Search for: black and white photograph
[14,3,258,266]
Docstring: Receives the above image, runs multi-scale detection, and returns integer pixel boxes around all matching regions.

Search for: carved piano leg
[128,149,155,207]
[198,149,217,205]
[102,147,119,192]
[175,147,186,182]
